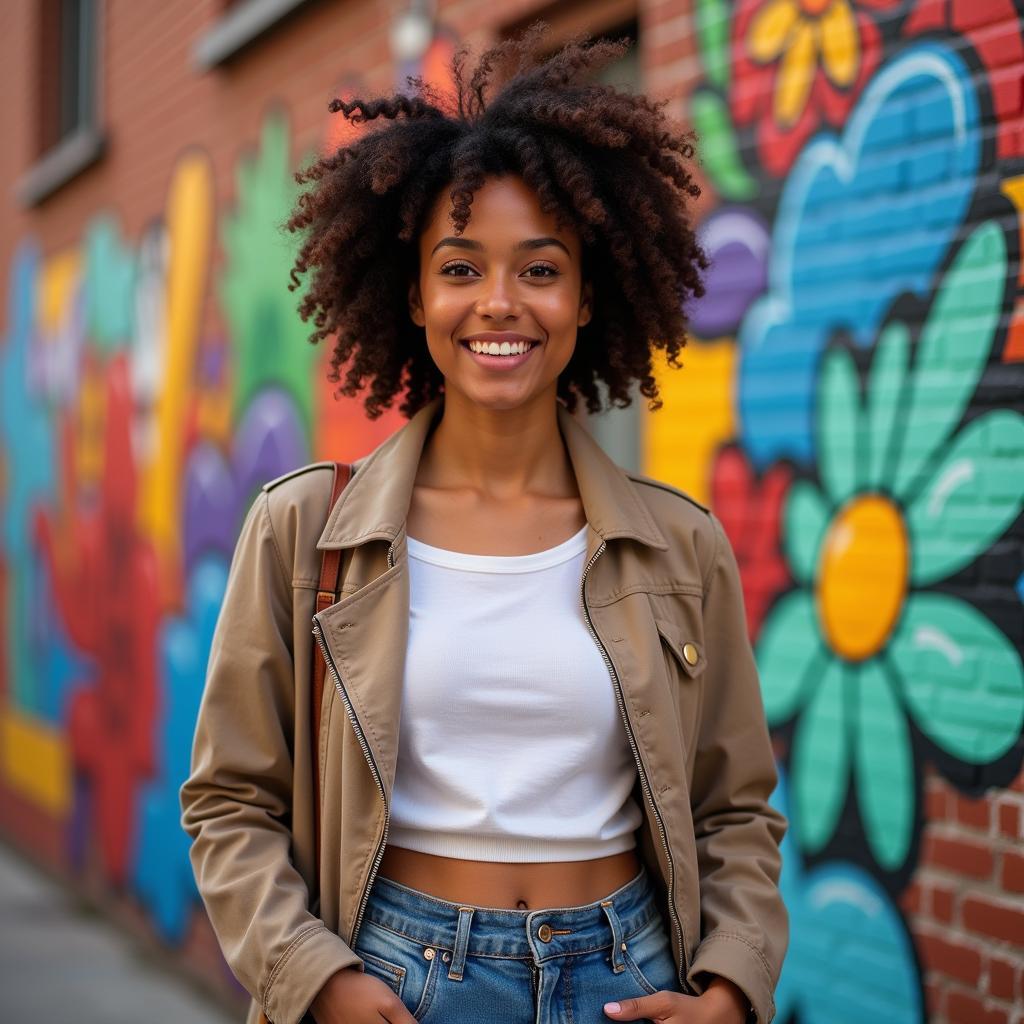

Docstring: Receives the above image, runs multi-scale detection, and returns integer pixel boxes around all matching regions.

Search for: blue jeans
[350,861,682,1023]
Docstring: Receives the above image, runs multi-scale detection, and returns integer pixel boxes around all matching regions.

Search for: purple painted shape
[233,387,309,502]
[690,207,770,338]
[182,387,309,571]
[183,444,238,570]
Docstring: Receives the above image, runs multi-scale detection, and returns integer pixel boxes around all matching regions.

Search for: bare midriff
[377,845,641,910]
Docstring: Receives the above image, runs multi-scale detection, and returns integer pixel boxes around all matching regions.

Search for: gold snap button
[538,924,552,942]
[442,952,450,962]
[682,642,699,666]
[423,947,435,960]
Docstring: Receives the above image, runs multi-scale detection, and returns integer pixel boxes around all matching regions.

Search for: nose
[474,271,519,318]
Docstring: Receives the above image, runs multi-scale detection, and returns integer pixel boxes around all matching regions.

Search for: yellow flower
[747,0,860,127]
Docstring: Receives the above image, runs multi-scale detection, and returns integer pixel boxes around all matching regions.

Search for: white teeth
[467,339,535,355]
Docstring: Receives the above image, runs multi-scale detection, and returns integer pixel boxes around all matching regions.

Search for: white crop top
[387,523,644,861]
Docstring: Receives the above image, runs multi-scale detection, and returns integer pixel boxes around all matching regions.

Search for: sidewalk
[0,840,240,1023]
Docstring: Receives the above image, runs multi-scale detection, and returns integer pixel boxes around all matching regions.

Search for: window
[191,0,317,71]
[16,0,105,207]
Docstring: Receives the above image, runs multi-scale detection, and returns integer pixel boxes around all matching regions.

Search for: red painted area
[708,444,793,642]
[34,353,159,888]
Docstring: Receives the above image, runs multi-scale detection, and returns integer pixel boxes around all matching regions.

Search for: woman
[180,25,788,1024]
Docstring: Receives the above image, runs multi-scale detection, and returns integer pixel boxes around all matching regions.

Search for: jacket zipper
[580,539,691,994]
[308,542,397,951]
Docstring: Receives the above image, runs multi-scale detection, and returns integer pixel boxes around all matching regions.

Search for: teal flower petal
[907,409,1024,586]
[793,658,850,853]
[891,221,1006,499]
[756,589,824,723]
[855,659,914,870]
[865,320,910,491]
[889,593,1024,762]
[817,346,862,504]
[784,480,830,586]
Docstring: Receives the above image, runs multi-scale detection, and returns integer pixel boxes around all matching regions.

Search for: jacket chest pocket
[649,597,706,759]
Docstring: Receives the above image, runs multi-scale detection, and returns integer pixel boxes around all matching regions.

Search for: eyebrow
[430,236,572,259]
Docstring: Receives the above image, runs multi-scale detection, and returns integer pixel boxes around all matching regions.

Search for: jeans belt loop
[449,906,474,981]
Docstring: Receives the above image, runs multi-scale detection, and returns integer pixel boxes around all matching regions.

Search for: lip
[459,335,540,371]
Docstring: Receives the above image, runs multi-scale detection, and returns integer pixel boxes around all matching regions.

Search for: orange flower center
[817,495,908,661]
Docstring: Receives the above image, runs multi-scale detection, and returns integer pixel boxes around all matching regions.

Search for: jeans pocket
[353,921,441,1020]
[621,915,679,996]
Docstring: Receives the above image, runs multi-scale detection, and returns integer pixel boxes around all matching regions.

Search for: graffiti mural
[651,0,1024,1018]
[0,9,1020,1020]
[0,104,403,954]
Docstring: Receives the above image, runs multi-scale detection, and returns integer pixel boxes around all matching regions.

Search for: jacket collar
[316,395,668,551]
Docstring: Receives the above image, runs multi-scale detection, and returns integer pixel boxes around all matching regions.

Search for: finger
[604,992,676,1021]
[382,996,418,1024]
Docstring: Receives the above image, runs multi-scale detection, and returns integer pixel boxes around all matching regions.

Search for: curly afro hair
[283,21,709,421]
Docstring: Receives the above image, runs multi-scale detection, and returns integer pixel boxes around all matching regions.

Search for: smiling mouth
[460,339,540,356]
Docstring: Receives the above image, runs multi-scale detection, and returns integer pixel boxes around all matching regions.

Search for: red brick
[986,955,1017,1001]
[925,834,996,879]
[899,880,924,915]
[999,849,1024,892]
[954,793,991,830]
[997,799,1021,839]
[962,894,1024,943]
[917,932,982,986]
[926,782,951,819]
[930,883,955,924]
[946,990,1008,1024]
[924,979,944,1018]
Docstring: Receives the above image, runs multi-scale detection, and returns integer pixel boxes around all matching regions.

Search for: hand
[309,964,417,1023]
[603,975,750,1023]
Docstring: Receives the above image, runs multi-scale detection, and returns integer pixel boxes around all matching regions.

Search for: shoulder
[257,458,368,582]
[624,470,720,588]
[261,460,338,495]
[625,470,711,516]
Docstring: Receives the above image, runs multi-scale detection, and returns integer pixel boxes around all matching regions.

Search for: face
[408,174,592,412]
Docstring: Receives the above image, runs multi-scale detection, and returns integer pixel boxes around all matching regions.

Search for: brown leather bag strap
[311,461,352,872]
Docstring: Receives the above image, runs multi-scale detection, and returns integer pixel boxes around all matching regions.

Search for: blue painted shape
[132,554,228,942]
[770,764,923,1024]
[738,42,981,470]
[0,241,61,716]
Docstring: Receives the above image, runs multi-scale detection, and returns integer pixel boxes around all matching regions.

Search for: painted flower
[730,0,899,175]
[756,220,1024,871]
[747,0,860,126]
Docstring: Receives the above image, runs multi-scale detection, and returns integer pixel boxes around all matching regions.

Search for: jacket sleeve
[683,511,790,1024]
[179,490,363,1024]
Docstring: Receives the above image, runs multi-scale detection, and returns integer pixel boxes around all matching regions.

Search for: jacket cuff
[262,924,364,1024]
[685,931,776,1024]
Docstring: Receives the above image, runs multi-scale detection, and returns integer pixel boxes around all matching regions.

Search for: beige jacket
[179,394,789,1024]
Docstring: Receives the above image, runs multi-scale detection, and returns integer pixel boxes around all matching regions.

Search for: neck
[417,389,577,503]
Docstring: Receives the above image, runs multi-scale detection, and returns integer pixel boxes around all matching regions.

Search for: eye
[525,263,559,278]
[439,260,476,277]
